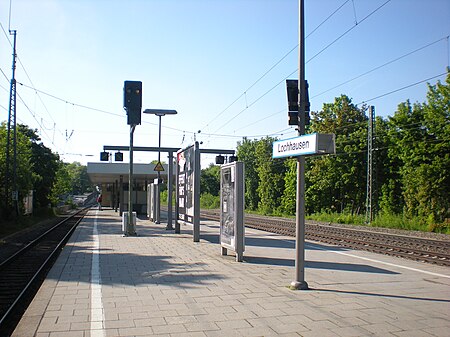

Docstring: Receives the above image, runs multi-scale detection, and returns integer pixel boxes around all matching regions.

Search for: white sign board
[272,133,335,159]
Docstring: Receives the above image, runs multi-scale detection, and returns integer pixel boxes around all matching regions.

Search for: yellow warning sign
[154,161,165,172]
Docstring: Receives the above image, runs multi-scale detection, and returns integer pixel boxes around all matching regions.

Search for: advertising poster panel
[220,165,235,247]
[176,142,200,241]
[177,144,194,223]
[220,161,245,262]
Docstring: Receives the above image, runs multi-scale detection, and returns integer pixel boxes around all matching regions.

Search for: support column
[166,152,174,230]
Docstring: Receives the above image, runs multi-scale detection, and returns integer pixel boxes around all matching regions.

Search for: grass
[307,211,449,234]
[200,204,448,234]
[0,208,57,239]
[153,190,450,234]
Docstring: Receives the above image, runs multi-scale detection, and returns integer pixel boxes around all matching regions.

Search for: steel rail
[199,209,450,266]
[0,208,88,333]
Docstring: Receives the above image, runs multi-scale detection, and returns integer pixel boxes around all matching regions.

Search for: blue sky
[0,0,449,166]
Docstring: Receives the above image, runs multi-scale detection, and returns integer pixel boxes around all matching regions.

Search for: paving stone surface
[13,208,450,337]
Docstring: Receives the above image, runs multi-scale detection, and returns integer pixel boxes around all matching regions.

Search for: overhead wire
[16,81,197,136]
[15,91,57,148]
[233,108,285,133]
[3,1,444,151]
[1,20,57,126]
[15,68,447,146]
[3,0,397,148]
[356,72,448,105]
[214,0,393,134]
[312,36,449,99]
[0,66,9,81]
[200,0,351,133]
[307,0,391,64]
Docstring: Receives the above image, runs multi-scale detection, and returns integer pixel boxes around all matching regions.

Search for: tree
[66,162,92,194]
[255,136,286,215]
[386,72,450,224]
[200,163,220,196]
[0,122,34,217]
[18,124,60,209]
[374,117,403,215]
[50,162,72,206]
[307,95,368,214]
[236,137,260,211]
[280,158,297,215]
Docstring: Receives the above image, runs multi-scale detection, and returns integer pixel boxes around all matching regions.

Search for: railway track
[0,208,88,336]
[199,209,450,267]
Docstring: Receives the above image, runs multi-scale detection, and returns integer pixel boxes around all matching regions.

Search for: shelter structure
[87,162,172,215]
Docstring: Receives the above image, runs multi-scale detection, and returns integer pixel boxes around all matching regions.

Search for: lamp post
[144,109,177,227]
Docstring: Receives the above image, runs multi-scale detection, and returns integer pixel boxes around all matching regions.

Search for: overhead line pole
[365,106,375,224]
[4,30,17,216]
[291,0,309,290]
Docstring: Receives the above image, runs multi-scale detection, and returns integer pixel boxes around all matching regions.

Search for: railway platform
[13,208,450,337]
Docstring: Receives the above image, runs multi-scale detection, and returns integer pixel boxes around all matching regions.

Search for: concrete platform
[13,208,450,337]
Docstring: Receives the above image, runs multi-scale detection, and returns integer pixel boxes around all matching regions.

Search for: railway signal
[114,152,123,161]
[124,81,142,125]
[286,79,310,126]
[100,151,109,161]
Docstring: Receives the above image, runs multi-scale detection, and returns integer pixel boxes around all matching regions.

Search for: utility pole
[4,30,18,217]
[291,0,308,290]
[365,106,375,224]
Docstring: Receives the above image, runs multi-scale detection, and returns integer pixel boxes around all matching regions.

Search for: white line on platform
[323,248,450,279]
[209,218,449,279]
[90,210,106,337]
[255,231,450,279]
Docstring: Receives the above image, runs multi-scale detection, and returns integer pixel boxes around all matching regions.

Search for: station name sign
[272,133,335,159]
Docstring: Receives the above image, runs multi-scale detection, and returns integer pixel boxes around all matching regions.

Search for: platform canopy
[87,162,172,185]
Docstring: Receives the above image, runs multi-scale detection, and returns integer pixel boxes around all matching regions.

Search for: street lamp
[144,109,178,226]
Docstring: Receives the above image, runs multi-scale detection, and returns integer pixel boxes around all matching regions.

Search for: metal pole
[193,142,200,242]
[155,115,162,224]
[119,175,124,216]
[365,106,374,224]
[291,0,308,290]
[175,156,180,234]
[166,152,174,230]
[4,30,17,215]
[11,31,18,216]
[127,125,136,235]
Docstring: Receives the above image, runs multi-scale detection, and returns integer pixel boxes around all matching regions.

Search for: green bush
[305,210,449,233]
[160,190,175,206]
[200,193,220,209]
[370,212,428,231]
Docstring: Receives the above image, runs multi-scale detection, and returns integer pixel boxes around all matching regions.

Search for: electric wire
[1,0,407,145]
[1,20,57,125]
[200,0,351,133]
[312,36,449,99]
[8,25,447,147]
[15,91,57,149]
[233,108,285,132]
[0,67,9,81]
[306,0,350,39]
[356,72,447,105]
[308,0,391,64]
[17,81,202,139]
[212,68,297,134]
[214,0,393,133]
[16,69,447,145]
[0,81,9,92]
